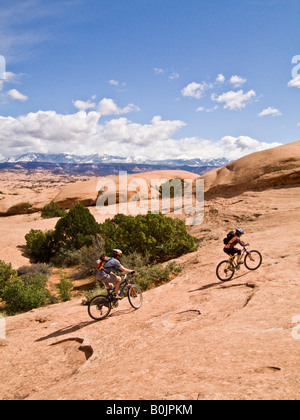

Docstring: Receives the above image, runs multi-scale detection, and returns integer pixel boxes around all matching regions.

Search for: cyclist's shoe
[236,261,244,270]
[113,293,123,300]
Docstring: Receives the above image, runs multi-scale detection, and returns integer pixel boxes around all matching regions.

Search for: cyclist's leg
[235,248,243,266]
[97,272,111,287]
[107,273,122,296]
[224,247,235,259]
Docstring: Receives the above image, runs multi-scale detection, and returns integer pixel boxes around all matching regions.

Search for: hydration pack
[223,231,235,245]
[96,256,111,271]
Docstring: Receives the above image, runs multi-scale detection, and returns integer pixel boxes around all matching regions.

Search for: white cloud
[0,110,101,156]
[212,89,256,110]
[0,105,282,163]
[109,80,119,86]
[258,107,282,117]
[3,71,18,83]
[97,98,140,116]
[108,79,127,90]
[0,109,186,157]
[215,136,281,159]
[153,68,164,75]
[288,75,300,88]
[168,72,179,80]
[154,68,179,80]
[196,105,218,113]
[216,74,225,83]
[0,71,23,93]
[100,116,186,147]
[181,82,212,99]
[72,97,140,116]
[7,88,28,101]
[230,75,247,87]
[132,135,281,161]
[73,99,97,111]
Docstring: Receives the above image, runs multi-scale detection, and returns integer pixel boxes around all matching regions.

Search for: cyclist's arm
[238,238,249,247]
[120,266,134,273]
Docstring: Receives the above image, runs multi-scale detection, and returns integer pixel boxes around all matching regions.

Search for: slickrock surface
[0,142,299,400]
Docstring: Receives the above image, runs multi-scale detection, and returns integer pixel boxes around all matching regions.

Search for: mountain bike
[88,273,143,321]
[216,247,262,282]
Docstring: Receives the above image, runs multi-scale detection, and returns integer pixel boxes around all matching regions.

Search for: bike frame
[229,247,248,266]
[106,274,130,299]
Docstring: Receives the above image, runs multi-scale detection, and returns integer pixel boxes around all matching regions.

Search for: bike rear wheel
[88,295,111,320]
[128,284,143,309]
[244,250,262,271]
[216,260,235,281]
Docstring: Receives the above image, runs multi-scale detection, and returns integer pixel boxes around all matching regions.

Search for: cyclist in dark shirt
[224,228,249,268]
[96,249,135,299]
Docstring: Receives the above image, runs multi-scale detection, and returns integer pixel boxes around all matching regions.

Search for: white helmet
[112,249,123,257]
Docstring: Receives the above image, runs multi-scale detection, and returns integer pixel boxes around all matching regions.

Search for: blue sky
[0,0,299,161]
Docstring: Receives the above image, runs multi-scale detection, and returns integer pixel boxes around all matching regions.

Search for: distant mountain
[0,153,230,168]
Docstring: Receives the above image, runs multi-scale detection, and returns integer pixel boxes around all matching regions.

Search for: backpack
[223,231,235,245]
[96,256,111,271]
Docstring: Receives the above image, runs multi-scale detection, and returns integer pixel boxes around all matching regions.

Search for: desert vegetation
[0,203,195,315]
[0,262,51,315]
[41,202,67,219]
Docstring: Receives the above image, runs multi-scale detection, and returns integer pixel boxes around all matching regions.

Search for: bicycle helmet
[236,228,244,235]
[112,249,123,258]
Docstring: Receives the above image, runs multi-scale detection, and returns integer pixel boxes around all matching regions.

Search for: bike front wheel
[216,260,235,281]
[244,250,262,271]
[88,295,111,320]
[128,284,143,309]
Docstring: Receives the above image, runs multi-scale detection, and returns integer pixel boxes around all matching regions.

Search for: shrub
[134,261,182,291]
[0,260,16,298]
[159,178,185,198]
[25,204,100,265]
[50,248,82,268]
[17,263,51,278]
[2,274,51,315]
[54,203,100,251]
[99,212,196,263]
[25,229,55,263]
[41,202,67,219]
[21,272,48,288]
[76,235,105,278]
[120,252,151,270]
[56,271,73,302]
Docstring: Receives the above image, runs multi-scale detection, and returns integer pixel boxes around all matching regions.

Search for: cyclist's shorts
[224,247,242,256]
[96,272,119,287]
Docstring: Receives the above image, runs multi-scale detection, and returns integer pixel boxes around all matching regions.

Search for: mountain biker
[96,249,135,299]
[223,228,249,269]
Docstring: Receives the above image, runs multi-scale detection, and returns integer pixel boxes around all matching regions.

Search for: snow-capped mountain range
[0,153,230,168]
